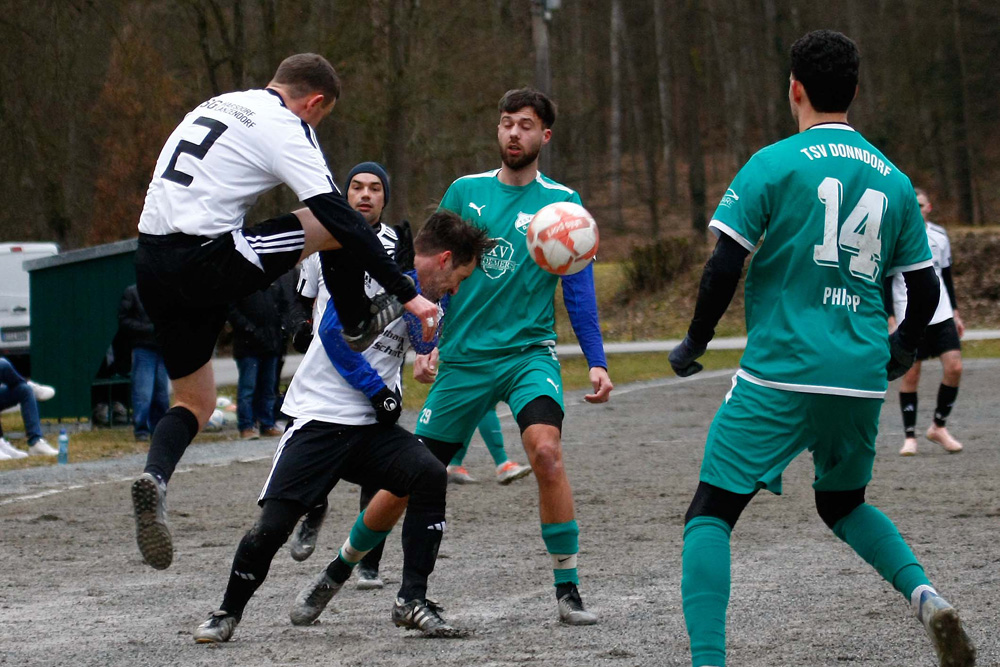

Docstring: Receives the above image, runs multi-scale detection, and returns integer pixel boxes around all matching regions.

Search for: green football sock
[832,503,930,599]
[682,516,731,667]
[339,510,392,565]
[478,410,508,466]
[542,520,579,585]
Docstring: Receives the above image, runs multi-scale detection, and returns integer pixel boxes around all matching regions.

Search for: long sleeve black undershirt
[686,234,750,349]
[304,192,418,304]
[941,265,957,310]
[894,266,940,350]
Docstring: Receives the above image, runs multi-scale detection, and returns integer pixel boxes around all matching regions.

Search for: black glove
[370,386,402,425]
[669,336,707,377]
[886,329,917,381]
[393,220,415,272]
[291,320,314,353]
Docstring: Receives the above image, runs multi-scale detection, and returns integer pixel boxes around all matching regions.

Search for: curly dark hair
[790,30,860,113]
[415,211,495,269]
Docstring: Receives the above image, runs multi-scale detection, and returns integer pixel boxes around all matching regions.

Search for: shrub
[623,236,702,293]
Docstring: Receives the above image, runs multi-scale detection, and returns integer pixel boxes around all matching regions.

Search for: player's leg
[289,497,329,562]
[290,490,403,626]
[480,407,532,485]
[355,484,387,587]
[255,354,280,434]
[898,362,921,456]
[133,216,304,569]
[811,394,975,665]
[683,377,809,666]
[682,482,757,667]
[446,433,478,484]
[193,497,307,643]
[504,349,595,624]
[927,332,963,452]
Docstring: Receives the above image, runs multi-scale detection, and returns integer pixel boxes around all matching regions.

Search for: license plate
[1,329,28,343]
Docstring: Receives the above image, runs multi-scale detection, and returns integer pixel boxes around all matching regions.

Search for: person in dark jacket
[119,284,169,442]
[228,282,289,439]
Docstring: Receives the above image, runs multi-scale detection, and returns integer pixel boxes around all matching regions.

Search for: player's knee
[944,357,962,381]
[815,487,866,530]
[684,482,756,530]
[527,439,564,483]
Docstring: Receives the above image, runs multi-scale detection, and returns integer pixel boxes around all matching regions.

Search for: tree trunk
[531,0,552,176]
[608,0,624,229]
[653,0,677,203]
[622,13,659,235]
[707,0,749,167]
[951,0,975,224]
[684,0,706,234]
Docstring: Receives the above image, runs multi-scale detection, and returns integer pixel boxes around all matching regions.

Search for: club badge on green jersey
[481,237,517,279]
[514,211,533,235]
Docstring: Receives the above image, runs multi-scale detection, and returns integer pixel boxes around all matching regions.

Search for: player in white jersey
[887,189,965,456]
[192,212,493,643]
[131,54,439,572]
[286,163,405,590]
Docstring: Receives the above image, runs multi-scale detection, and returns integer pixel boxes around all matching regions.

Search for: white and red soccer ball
[525,202,600,275]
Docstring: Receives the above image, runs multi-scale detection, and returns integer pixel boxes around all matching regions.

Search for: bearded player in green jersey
[668,31,975,667]
[416,88,613,624]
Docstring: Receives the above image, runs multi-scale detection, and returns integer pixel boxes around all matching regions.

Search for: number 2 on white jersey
[812,176,886,282]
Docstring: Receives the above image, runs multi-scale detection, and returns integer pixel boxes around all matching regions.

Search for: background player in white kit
[887,188,965,456]
[192,211,492,643]
[131,54,439,571]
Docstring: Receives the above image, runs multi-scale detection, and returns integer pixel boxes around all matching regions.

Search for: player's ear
[439,250,452,269]
[542,128,552,145]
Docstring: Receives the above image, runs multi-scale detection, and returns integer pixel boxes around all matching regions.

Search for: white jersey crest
[139,89,336,238]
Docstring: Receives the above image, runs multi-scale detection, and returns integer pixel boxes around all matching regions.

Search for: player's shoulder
[450,169,501,189]
[378,223,399,242]
[534,172,579,200]
[926,222,950,240]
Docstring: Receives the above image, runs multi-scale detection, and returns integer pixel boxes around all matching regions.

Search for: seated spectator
[0,357,57,459]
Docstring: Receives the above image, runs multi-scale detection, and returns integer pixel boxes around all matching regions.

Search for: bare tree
[653,0,678,203]
[608,0,624,229]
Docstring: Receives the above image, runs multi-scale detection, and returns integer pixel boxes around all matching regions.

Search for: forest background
[1,0,997,260]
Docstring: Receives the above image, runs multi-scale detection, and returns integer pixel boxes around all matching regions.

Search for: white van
[0,242,59,360]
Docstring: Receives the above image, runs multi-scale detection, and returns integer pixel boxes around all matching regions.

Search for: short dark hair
[498,88,556,129]
[790,30,859,113]
[271,53,341,102]
[914,187,928,199]
[415,211,495,268]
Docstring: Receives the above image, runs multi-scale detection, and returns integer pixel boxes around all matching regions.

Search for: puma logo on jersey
[468,202,486,216]
[546,377,560,392]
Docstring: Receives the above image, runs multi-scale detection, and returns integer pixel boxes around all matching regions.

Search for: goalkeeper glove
[669,336,707,378]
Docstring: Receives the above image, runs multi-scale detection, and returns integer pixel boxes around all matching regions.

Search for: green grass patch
[3,339,996,471]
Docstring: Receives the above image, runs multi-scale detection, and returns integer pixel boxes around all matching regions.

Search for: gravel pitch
[2,360,998,667]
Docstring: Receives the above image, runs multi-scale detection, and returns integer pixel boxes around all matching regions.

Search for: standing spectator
[229,282,289,439]
[118,284,170,442]
[0,357,57,458]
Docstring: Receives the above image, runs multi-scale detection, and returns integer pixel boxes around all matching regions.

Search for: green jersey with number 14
[710,123,932,398]
[437,169,582,363]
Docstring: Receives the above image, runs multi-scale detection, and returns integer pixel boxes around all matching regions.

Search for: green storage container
[25,239,138,421]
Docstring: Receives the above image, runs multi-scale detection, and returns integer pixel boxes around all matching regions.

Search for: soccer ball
[525,202,599,275]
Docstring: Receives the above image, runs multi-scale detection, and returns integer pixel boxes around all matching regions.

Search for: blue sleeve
[561,264,607,369]
[317,300,386,399]
[403,272,442,355]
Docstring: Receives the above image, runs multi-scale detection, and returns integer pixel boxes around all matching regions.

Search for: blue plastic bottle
[57,429,69,465]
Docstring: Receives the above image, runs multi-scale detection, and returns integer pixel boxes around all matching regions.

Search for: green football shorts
[414,345,565,443]
[700,373,883,495]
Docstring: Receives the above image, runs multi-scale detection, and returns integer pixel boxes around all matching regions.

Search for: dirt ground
[2,360,998,667]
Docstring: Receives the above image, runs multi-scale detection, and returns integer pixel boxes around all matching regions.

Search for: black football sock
[397,465,448,602]
[143,406,199,484]
[220,500,302,620]
[933,384,959,427]
[899,392,917,438]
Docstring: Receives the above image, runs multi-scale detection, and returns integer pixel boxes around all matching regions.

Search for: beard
[499,142,540,170]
